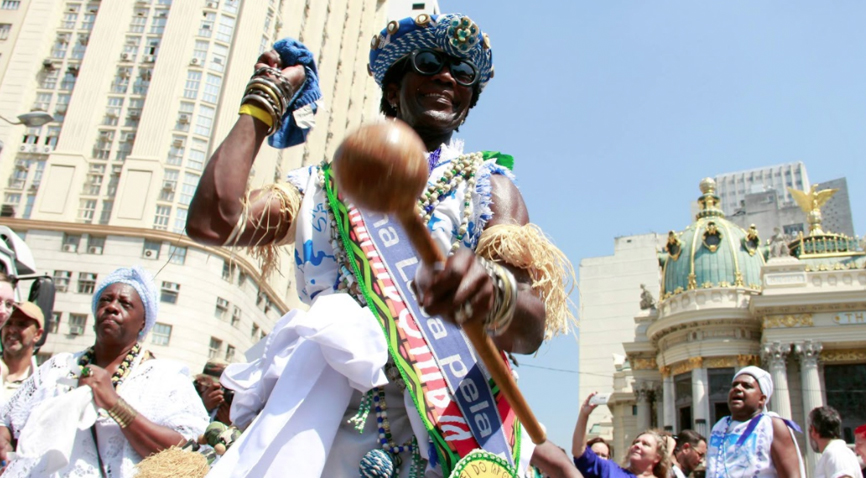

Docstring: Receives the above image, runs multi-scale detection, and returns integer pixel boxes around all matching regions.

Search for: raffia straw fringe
[476,223,578,339]
[135,446,209,478]
[228,182,301,280]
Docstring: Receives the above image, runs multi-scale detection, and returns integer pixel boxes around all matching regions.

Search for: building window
[159,170,177,201]
[193,40,208,63]
[222,260,233,281]
[202,73,222,104]
[167,138,184,166]
[251,323,259,339]
[86,236,105,254]
[99,200,114,224]
[412,3,425,9]
[216,15,235,43]
[187,138,207,171]
[194,104,214,136]
[69,313,87,335]
[183,70,201,99]
[825,364,866,443]
[160,281,180,304]
[4,193,21,205]
[150,15,167,35]
[168,245,186,265]
[176,102,194,132]
[62,233,81,253]
[50,312,61,333]
[179,172,199,206]
[1,1,21,10]
[77,200,96,223]
[199,12,215,37]
[225,345,235,362]
[0,24,11,41]
[78,272,97,294]
[151,322,172,345]
[173,208,187,234]
[238,272,247,287]
[143,239,161,259]
[215,297,229,320]
[208,337,222,359]
[210,43,227,73]
[154,205,171,230]
[53,270,71,292]
[231,306,241,327]
[40,68,59,89]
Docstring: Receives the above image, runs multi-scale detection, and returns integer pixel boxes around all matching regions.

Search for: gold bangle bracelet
[106,397,139,428]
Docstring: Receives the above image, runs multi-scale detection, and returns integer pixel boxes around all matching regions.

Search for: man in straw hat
[706,366,805,478]
[0,301,43,403]
[188,11,576,478]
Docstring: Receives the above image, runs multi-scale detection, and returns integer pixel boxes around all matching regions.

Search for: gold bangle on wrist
[106,397,138,428]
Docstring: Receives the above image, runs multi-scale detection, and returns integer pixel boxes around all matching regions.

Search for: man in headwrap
[706,366,805,478]
[191,11,576,478]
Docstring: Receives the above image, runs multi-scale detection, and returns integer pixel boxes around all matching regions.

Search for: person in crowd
[587,437,614,460]
[194,360,232,425]
[0,302,43,403]
[188,11,575,478]
[573,392,671,478]
[669,430,706,478]
[705,366,804,478]
[0,266,208,477]
[854,425,866,477]
[808,406,862,478]
[0,273,15,329]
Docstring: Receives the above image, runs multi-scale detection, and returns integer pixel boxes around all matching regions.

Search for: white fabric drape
[207,294,389,478]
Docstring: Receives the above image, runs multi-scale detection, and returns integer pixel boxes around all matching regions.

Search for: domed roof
[660,178,765,299]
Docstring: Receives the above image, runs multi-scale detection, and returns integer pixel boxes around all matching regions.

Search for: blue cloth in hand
[574,447,637,478]
[269,38,321,149]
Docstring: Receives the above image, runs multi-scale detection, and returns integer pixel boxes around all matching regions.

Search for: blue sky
[440,1,865,449]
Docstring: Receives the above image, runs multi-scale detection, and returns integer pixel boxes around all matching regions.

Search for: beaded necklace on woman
[77,342,142,389]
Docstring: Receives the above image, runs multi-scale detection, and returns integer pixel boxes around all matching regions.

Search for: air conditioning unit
[119,69,130,78]
[18,145,29,152]
[190,58,201,66]
[69,325,84,335]
[162,181,175,192]
[128,111,140,119]
[88,246,103,254]
[171,138,184,147]
[120,52,131,61]
[217,298,229,309]
[33,102,49,111]
[67,7,77,12]
[123,133,136,142]
[163,282,180,292]
[178,114,190,124]
[206,1,218,8]
[42,146,53,154]
[143,249,158,259]
[62,244,78,253]
[106,110,118,118]
[56,104,68,114]
[99,131,112,139]
[144,55,155,63]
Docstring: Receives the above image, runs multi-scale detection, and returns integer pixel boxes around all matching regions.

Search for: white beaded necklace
[417,151,483,252]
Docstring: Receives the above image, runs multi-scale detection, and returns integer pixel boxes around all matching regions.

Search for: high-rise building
[714,162,810,214]
[0,0,412,370]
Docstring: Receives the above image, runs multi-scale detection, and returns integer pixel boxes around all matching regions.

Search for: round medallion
[414,13,431,27]
[449,450,517,478]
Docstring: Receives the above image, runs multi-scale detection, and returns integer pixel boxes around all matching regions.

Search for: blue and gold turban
[91,266,158,340]
[368,13,494,91]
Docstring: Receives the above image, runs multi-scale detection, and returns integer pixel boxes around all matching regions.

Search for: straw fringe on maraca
[476,223,578,339]
[134,446,209,478]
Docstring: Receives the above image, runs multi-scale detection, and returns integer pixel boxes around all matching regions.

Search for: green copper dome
[660,178,764,299]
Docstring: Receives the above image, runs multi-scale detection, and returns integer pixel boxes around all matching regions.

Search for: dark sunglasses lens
[414,51,444,74]
[449,60,476,85]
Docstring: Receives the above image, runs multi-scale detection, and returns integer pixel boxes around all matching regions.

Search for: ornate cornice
[821,349,866,363]
[737,354,760,367]
[762,314,813,329]
[704,356,737,368]
[631,356,658,371]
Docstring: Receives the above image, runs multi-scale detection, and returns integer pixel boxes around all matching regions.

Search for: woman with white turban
[0,266,208,477]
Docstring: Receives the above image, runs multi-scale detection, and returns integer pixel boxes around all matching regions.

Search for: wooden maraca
[332,120,547,445]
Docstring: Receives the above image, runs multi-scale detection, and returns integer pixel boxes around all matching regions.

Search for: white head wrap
[733,366,773,411]
[91,266,158,340]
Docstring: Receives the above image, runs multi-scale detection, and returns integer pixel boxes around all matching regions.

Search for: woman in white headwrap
[0,266,208,477]
[705,366,805,478]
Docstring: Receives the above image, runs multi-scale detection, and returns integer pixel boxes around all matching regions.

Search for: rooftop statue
[639,284,656,310]
[787,184,839,236]
[768,227,791,258]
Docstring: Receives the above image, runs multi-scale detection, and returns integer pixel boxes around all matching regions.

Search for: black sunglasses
[408,49,479,87]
